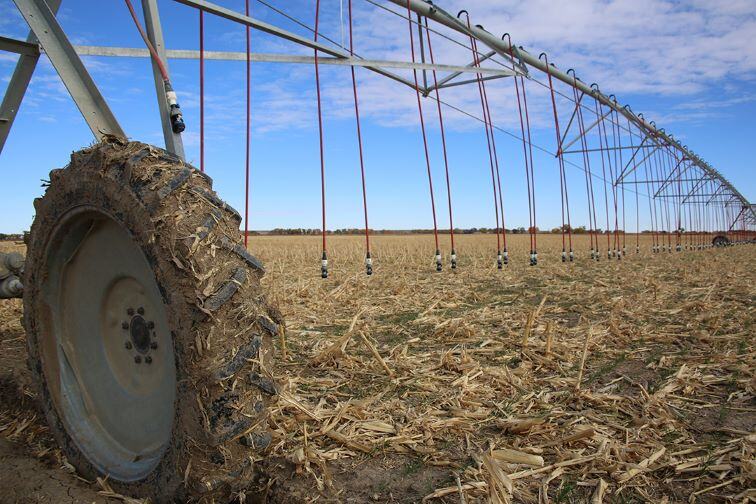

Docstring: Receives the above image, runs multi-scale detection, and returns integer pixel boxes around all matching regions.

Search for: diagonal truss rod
[9,0,124,141]
[424,49,496,92]
[616,144,663,184]
[653,157,689,197]
[681,174,713,203]
[613,136,649,181]
[561,107,613,152]
[558,91,584,152]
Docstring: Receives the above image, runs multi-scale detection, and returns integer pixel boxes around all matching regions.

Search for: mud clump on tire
[23,137,280,502]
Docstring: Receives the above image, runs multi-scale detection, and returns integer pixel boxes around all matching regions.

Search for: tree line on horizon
[251,226,688,236]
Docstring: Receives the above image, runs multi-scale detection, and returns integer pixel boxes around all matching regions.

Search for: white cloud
[198,0,753,138]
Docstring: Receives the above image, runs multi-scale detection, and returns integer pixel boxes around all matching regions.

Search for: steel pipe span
[387,0,753,220]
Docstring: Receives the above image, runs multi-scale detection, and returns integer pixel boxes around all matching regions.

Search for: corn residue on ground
[1,235,754,503]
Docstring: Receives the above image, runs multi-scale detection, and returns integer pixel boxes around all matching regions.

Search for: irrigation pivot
[0,0,754,501]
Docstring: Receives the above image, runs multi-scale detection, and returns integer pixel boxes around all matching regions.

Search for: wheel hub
[40,210,176,481]
[127,313,154,356]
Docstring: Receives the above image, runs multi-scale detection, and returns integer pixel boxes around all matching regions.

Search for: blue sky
[1,0,754,233]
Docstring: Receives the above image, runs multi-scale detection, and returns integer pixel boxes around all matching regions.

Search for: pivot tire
[23,139,279,501]
[712,235,730,247]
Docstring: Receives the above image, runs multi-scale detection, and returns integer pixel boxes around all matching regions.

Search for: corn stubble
[250,233,755,503]
[1,235,754,502]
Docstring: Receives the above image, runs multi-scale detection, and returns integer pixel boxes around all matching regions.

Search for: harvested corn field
[1,235,754,503]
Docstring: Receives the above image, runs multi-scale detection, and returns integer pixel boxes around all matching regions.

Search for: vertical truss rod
[416,13,428,91]
[141,0,185,159]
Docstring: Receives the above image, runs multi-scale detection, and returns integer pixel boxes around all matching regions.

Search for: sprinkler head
[435,250,443,272]
[451,252,457,269]
[569,250,574,262]
[503,250,509,265]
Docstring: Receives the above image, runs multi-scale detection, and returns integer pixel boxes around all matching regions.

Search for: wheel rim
[40,208,176,481]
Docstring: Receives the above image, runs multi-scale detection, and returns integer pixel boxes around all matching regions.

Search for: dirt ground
[1,235,754,503]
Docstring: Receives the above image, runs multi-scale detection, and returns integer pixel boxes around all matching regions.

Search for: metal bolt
[134,355,141,364]
[147,321,155,329]
[122,321,129,330]
[150,341,158,350]
[125,341,132,350]
[127,308,134,316]
[145,356,152,364]
[137,307,145,315]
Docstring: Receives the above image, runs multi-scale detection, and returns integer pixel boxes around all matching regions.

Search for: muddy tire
[712,235,730,247]
[23,139,279,502]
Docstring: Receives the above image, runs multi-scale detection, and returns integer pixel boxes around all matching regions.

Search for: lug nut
[134,355,142,364]
[127,308,134,316]
[137,307,145,315]
[145,356,152,364]
[122,321,129,329]
[125,341,132,350]
[150,341,158,350]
